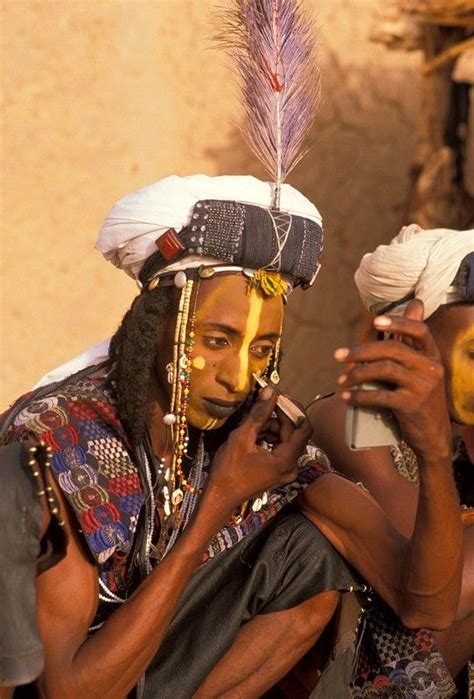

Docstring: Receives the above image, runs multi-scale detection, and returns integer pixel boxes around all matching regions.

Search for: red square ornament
[156,228,185,260]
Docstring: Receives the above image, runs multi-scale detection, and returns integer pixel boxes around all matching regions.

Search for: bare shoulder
[307,394,345,448]
[298,472,401,567]
[307,394,418,536]
[300,472,382,531]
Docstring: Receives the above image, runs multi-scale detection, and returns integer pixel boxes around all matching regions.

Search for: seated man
[309,224,474,687]
[1,186,463,698]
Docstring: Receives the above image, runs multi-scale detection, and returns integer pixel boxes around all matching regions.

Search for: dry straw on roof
[405,0,474,27]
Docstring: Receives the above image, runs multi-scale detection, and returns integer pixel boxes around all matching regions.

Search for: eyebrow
[202,322,280,342]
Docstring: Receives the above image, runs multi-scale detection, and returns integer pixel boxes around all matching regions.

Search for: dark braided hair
[453,252,474,302]
[108,285,175,445]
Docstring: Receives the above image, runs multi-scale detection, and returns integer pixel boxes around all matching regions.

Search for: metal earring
[269,337,281,384]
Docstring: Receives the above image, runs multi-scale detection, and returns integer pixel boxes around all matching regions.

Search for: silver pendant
[270,370,280,384]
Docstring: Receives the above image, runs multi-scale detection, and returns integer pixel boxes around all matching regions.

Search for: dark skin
[308,301,473,673]
[17,286,463,698]
[29,274,334,699]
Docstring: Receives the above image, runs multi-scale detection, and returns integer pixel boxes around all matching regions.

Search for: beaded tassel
[26,442,65,526]
[168,282,188,448]
[169,280,194,507]
[163,433,207,556]
[165,279,204,516]
[158,277,208,556]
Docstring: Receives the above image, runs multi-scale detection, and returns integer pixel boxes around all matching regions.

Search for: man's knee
[287,590,340,643]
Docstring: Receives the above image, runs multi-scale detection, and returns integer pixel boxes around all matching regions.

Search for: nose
[215,350,251,395]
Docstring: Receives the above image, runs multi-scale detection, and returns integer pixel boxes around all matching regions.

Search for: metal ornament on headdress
[137,0,323,294]
[216,0,320,210]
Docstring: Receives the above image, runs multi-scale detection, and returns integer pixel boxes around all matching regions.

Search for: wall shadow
[205,53,420,403]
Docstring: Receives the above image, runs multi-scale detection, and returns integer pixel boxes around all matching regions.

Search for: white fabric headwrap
[355,224,474,319]
[95,174,322,281]
[34,174,321,388]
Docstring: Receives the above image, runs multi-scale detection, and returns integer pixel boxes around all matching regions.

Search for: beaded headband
[139,199,323,290]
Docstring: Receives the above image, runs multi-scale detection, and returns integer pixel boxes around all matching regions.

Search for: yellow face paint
[202,418,219,431]
[184,275,282,431]
[451,324,474,425]
[192,356,206,370]
[236,288,264,392]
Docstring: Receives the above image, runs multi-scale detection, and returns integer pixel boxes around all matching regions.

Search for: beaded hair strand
[158,275,207,550]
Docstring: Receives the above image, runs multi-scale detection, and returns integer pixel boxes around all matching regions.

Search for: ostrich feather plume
[216,0,320,208]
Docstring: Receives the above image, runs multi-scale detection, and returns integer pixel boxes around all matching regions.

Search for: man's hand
[208,386,313,511]
[336,299,452,463]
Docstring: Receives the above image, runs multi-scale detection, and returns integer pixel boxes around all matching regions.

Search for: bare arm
[36,388,313,699]
[37,484,237,699]
[308,394,418,537]
[302,301,463,630]
[309,394,473,624]
[300,462,460,630]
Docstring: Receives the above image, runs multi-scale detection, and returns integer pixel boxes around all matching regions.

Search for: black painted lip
[202,397,243,419]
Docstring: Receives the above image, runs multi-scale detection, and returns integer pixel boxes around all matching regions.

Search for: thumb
[241,386,278,438]
[403,298,424,321]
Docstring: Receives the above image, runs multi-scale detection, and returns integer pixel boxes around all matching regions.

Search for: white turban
[355,224,474,319]
[35,174,321,388]
[95,174,322,281]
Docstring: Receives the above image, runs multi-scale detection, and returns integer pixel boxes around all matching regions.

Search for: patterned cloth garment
[350,603,456,698]
[1,367,330,602]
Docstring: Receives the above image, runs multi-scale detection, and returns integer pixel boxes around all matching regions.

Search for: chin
[450,409,474,427]
[187,412,227,431]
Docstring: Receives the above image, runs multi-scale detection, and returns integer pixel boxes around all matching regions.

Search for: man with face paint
[309,224,474,690]
[0,178,466,698]
[1,173,354,699]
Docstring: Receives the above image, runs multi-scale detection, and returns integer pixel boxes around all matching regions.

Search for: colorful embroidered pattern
[3,370,329,597]
[352,603,456,698]
[4,373,144,597]
[203,444,332,563]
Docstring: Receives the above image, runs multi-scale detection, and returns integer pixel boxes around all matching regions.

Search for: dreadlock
[108,285,175,445]
[453,252,474,302]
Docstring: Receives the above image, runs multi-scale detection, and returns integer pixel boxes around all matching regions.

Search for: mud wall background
[1,0,421,407]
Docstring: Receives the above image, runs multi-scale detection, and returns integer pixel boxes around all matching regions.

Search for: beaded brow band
[139,199,323,290]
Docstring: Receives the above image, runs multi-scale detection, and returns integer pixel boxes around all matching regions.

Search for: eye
[250,344,273,359]
[203,335,230,350]
[461,342,474,360]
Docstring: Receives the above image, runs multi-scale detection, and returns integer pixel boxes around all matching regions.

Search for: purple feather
[215,0,320,208]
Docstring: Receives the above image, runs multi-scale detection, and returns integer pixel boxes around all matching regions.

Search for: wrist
[409,432,452,467]
[179,484,234,546]
[415,451,453,474]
